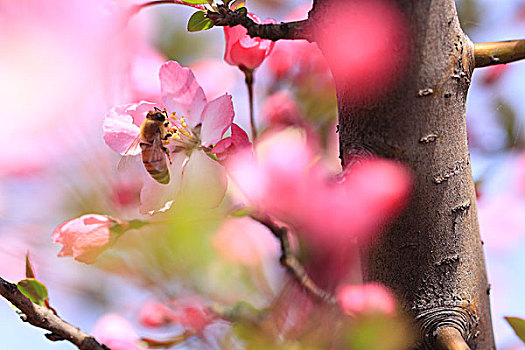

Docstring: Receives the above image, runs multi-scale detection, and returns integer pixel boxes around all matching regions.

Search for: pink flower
[228,129,412,252]
[93,313,142,350]
[103,61,234,213]
[139,297,214,334]
[211,123,251,163]
[0,0,159,176]
[139,300,174,327]
[223,13,276,70]
[315,0,409,104]
[337,283,397,315]
[52,214,126,264]
[190,59,237,100]
[212,217,280,265]
[261,91,303,126]
[169,298,213,334]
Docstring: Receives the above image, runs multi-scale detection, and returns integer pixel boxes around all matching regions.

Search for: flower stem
[241,66,257,140]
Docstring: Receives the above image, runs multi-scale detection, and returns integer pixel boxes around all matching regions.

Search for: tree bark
[310,0,495,348]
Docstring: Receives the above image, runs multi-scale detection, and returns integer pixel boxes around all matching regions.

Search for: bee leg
[163,146,172,165]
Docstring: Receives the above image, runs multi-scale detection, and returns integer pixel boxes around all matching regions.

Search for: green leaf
[180,0,209,4]
[187,11,214,32]
[17,279,48,307]
[505,317,525,344]
[25,252,36,279]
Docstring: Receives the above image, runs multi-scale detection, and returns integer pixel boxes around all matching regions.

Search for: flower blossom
[93,313,142,350]
[138,297,214,334]
[52,214,127,264]
[337,283,397,315]
[228,128,412,252]
[103,61,236,213]
[223,13,276,70]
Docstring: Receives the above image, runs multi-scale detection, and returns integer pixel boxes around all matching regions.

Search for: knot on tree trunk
[416,303,479,348]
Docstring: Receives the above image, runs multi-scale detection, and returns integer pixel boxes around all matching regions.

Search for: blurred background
[0,0,524,348]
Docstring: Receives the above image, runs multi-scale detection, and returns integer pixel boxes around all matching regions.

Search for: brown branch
[474,39,525,67]
[0,276,109,350]
[434,326,471,350]
[207,5,313,42]
[133,0,206,12]
[249,214,337,305]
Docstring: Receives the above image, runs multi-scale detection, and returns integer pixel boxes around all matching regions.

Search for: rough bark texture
[310,0,495,348]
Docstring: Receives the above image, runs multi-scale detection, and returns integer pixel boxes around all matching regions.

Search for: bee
[119,107,173,184]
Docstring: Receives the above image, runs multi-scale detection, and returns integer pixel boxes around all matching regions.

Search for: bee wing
[117,135,142,172]
[143,134,167,165]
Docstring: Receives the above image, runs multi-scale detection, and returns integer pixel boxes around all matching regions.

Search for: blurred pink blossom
[481,64,508,86]
[103,61,234,213]
[228,128,412,251]
[139,300,174,327]
[223,13,276,70]
[211,124,251,164]
[212,217,280,265]
[52,214,127,264]
[93,313,142,350]
[0,0,159,176]
[337,282,397,315]
[315,0,409,104]
[139,297,214,334]
[261,91,304,127]
[190,59,237,100]
[478,194,525,252]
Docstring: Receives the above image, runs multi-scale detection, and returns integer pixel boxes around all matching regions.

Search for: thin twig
[207,5,313,42]
[133,0,206,13]
[474,39,525,68]
[240,67,257,140]
[0,276,109,350]
[250,214,337,305]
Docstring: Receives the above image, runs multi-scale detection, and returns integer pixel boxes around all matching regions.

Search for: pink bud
[223,13,276,70]
[52,214,126,264]
[139,301,174,327]
[337,282,397,315]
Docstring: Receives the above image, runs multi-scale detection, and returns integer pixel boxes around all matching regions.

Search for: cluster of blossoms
[49,5,413,348]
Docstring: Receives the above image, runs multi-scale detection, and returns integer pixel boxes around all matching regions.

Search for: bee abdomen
[141,144,170,184]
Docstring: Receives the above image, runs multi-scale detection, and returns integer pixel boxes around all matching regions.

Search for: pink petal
[212,217,279,265]
[211,124,251,163]
[200,94,234,147]
[179,151,227,208]
[93,314,140,350]
[103,101,157,155]
[160,61,207,128]
[337,283,396,315]
[139,152,186,214]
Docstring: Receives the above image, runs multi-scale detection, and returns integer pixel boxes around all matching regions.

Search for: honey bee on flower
[104,61,247,213]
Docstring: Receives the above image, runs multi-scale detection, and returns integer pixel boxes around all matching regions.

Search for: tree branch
[0,276,109,350]
[207,5,313,42]
[249,214,337,305]
[434,326,471,350]
[474,39,525,67]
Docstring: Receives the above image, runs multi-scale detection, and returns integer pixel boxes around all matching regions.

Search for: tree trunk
[310,0,495,348]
